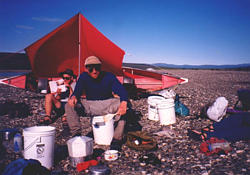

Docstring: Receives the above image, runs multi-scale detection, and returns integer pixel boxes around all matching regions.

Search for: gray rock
[0,70,250,174]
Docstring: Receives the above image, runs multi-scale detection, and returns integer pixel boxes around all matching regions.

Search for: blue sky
[0,0,250,65]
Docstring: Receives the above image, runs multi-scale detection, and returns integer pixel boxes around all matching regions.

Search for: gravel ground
[0,69,250,175]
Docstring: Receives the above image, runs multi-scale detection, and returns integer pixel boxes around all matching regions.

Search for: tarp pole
[78,13,81,77]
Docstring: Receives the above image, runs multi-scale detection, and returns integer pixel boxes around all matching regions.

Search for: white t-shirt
[60,81,76,102]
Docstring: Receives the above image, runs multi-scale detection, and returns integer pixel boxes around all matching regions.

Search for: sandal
[187,129,207,141]
[202,125,214,132]
[39,115,56,125]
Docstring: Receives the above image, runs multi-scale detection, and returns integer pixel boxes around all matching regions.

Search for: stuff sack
[236,89,250,111]
[175,94,189,116]
[2,158,50,175]
[200,137,232,156]
[207,97,228,122]
[126,131,157,151]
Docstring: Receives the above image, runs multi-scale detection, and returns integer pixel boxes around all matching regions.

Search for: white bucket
[158,98,176,125]
[23,126,56,169]
[147,96,166,121]
[92,116,114,145]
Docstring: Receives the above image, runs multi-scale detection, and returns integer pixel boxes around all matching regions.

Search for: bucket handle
[24,137,41,152]
[155,104,159,119]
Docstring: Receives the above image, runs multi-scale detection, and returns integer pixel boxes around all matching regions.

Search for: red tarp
[23,13,188,91]
[25,13,125,78]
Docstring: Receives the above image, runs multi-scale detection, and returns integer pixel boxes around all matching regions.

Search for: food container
[13,133,22,153]
[104,150,120,161]
[0,128,18,141]
[92,116,114,145]
[89,164,111,175]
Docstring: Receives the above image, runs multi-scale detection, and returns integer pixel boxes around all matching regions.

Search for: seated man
[65,56,128,149]
[39,69,76,125]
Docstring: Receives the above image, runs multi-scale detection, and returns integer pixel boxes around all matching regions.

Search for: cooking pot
[89,164,111,175]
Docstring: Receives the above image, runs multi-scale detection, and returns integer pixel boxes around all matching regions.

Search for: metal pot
[89,164,111,175]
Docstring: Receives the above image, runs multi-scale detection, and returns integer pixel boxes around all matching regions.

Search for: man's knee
[65,102,73,112]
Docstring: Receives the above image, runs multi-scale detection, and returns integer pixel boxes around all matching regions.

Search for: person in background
[188,112,250,142]
[65,56,129,150]
[39,69,76,126]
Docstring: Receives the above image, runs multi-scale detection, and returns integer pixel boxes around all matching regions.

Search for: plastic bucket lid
[23,126,55,136]
[157,98,175,108]
[147,96,165,105]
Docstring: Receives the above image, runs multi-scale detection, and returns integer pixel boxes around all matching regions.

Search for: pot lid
[89,164,111,174]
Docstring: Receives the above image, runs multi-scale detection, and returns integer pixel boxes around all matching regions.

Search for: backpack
[235,89,250,111]
[174,94,190,116]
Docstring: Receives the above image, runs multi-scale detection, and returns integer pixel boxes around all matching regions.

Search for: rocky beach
[0,69,250,175]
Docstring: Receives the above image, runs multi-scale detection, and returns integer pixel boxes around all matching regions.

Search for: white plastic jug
[23,126,55,169]
[92,116,114,145]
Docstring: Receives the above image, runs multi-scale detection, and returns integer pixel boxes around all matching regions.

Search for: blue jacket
[72,71,128,102]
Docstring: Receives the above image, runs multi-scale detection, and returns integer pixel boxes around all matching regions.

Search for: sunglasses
[86,64,101,73]
[62,77,71,80]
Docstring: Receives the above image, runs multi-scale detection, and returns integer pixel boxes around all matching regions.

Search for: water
[0,71,28,79]
[13,133,22,153]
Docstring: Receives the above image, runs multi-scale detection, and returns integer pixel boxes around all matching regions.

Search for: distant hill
[1,52,249,71]
[123,62,250,71]
[153,63,250,70]
[0,52,31,70]
[122,63,161,70]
